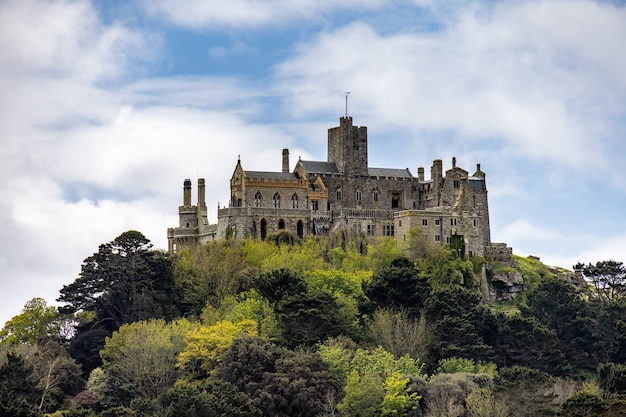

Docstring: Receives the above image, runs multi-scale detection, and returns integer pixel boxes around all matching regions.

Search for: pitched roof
[368,167,414,178]
[244,171,298,180]
[298,160,339,174]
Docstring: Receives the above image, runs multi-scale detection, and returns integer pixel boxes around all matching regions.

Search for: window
[391,192,400,209]
[291,194,298,209]
[373,190,379,201]
[451,218,457,226]
[367,224,374,236]
[384,224,395,237]
[336,188,342,200]
[311,200,319,211]
[473,218,478,227]
[272,193,281,208]
[435,234,441,242]
[422,219,428,227]
[446,236,451,244]
[254,192,262,207]
[237,198,242,207]
[435,219,440,225]
[356,190,362,201]
[453,180,460,189]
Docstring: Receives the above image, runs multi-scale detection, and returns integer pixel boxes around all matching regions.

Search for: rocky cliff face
[484,262,524,301]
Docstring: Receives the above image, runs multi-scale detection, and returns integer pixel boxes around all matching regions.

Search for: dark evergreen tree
[522,278,597,375]
[0,353,42,417]
[363,257,430,318]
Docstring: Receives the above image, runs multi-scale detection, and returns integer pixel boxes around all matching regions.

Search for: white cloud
[140,0,390,29]
[274,1,626,185]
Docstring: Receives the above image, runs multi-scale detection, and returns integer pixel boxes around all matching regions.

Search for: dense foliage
[2,231,626,416]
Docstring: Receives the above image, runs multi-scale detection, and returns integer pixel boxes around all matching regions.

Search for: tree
[0,352,42,417]
[521,278,597,375]
[338,369,385,417]
[558,392,606,417]
[494,366,558,417]
[575,260,626,303]
[58,231,177,330]
[368,308,429,367]
[0,298,63,346]
[381,372,421,417]
[164,379,261,417]
[363,257,430,318]
[99,319,190,403]
[465,387,509,417]
[12,340,85,412]
[177,319,257,379]
[216,334,334,417]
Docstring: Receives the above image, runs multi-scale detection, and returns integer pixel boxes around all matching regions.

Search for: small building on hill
[167,116,492,256]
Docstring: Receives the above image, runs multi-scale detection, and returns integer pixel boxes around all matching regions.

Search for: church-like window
[273,193,281,208]
[336,188,342,200]
[373,190,379,202]
[291,194,298,209]
[254,192,262,207]
[356,190,362,201]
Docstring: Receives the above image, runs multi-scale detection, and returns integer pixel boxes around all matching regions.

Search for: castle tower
[197,178,208,227]
[327,117,368,176]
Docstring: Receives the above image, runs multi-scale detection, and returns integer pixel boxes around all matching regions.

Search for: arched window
[291,194,298,209]
[356,189,362,201]
[254,192,262,207]
[336,188,342,200]
[278,219,285,229]
[373,189,379,202]
[237,198,242,207]
[272,193,281,208]
[260,218,267,239]
[297,220,304,238]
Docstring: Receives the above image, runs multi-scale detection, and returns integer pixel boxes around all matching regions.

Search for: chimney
[431,159,443,181]
[197,178,206,207]
[418,167,424,182]
[183,179,192,206]
[452,157,456,168]
[282,148,289,173]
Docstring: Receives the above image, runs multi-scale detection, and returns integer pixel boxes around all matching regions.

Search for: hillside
[1,230,625,417]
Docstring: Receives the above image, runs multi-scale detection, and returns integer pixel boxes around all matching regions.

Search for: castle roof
[368,167,414,178]
[298,160,339,174]
[244,170,298,180]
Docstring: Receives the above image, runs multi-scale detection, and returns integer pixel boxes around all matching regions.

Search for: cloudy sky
[2,0,626,326]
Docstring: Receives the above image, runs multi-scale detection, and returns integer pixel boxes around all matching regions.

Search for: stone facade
[167,117,492,256]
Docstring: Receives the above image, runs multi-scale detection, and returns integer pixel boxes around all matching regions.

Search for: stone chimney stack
[418,167,424,182]
[452,157,456,168]
[197,178,206,207]
[183,179,192,206]
[282,148,289,173]
[431,159,443,181]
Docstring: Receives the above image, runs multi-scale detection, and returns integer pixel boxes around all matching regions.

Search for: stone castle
[167,116,492,257]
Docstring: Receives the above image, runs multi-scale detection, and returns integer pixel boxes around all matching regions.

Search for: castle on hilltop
[167,117,492,257]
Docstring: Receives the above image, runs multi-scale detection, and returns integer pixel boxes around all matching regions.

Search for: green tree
[495,366,558,417]
[0,352,42,417]
[58,231,177,330]
[177,319,257,379]
[0,298,63,346]
[558,392,606,417]
[164,379,261,417]
[521,278,597,375]
[465,387,509,417]
[337,369,385,417]
[575,260,626,303]
[216,334,333,417]
[363,257,430,318]
[99,319,190,403]
[381,372,421,417]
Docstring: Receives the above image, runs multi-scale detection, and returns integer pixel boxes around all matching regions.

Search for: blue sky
[1,0,626,326]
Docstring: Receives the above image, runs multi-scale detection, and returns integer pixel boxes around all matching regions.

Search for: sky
[1,0,626,327]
